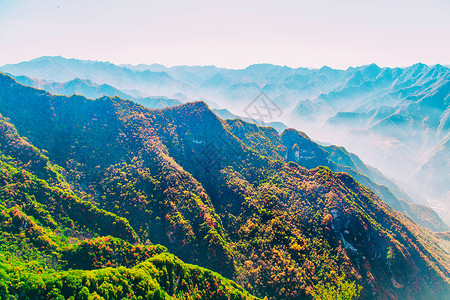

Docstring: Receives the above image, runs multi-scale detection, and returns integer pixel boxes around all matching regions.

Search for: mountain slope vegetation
[222,119,447,232]
[0,73,449,299]
[3,57,448,223]
[0,81,258,299]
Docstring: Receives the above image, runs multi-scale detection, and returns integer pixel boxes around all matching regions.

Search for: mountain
[12,72,284,131]
[213,108,288,133]
[0,74,258,299]
[409,134,450,224]
[127,62,450,205]
[10,74,183,109]
[3,57,449,226]
[308,64,450,219]
[224,120,447,232]
[0,57,348,111]
[280,129,448,232]
[409,133,450,198]
[12,75,134,99]
[314,64,449,166]
[1,56,195,97]
[122,64,225,87]
[8,71,437,230]
[0,73,449,299]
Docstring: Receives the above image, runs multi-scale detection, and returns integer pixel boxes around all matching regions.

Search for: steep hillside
[225,120,447,232]
[281,129,448,232]
[4,58,448,202]
[0,89,258,299]
[0,74,234,277]
[0,73,449,299]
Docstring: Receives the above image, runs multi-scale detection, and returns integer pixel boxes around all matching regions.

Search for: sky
[0,0,449,69]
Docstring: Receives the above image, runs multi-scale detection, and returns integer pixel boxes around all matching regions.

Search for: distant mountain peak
[182,100,211,110]
[361,63,381,71]
[281,127,311,141]
[319,65,333,71]
[67,77,95,85]
[410,62,429,71]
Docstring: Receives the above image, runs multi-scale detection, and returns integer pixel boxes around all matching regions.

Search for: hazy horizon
[1,0,449,69]
[2,55,448,71]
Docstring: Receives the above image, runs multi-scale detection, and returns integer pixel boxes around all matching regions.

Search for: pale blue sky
[0,0,449,68]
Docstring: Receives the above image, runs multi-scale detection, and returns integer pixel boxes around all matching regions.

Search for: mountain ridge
[0,73,449,299]
[4,70,446,232]
[3,57,449,225]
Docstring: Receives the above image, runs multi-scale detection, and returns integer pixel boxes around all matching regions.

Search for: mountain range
[2,56,449,227]
[0,72,449,299]
[5,72,447,232]
[9,75,183,110]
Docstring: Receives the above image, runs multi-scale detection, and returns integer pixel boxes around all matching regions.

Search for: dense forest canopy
[0,73,448,299]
